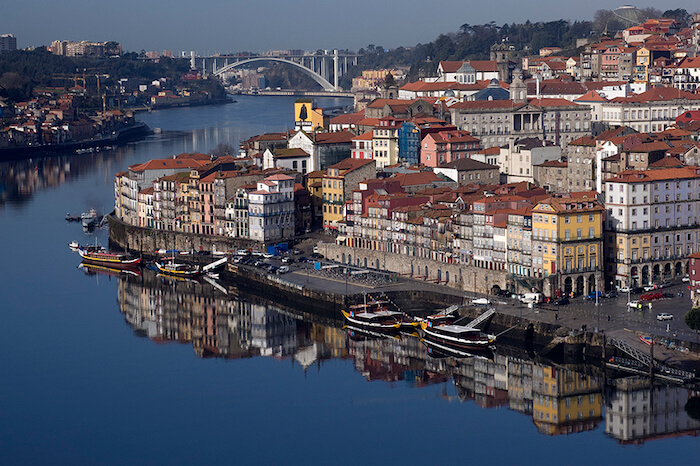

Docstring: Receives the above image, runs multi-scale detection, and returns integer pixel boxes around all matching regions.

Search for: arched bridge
[214,57,335,91]
[192,50,359,92]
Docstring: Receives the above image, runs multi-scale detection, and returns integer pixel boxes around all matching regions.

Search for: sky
[2,1,699,55]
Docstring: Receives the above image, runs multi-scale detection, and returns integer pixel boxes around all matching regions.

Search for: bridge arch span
[213,57,336,91]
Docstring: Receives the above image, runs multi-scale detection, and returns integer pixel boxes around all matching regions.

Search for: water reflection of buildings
[117,273,348,364]
[606,377,700,444]
[113,272,700,443]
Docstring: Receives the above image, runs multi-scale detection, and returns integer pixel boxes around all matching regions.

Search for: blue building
[398,122,420,165]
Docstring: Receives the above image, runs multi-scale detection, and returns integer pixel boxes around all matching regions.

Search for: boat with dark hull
[345,298,418,330]
[78,247,141,268]
[420,322,496,350]
[341,309,403,332]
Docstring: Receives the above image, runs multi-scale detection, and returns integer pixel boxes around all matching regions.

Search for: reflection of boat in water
[154,260,202,278]
[78,247,142,268]
[343,324,401,341]
[422,336,494,360]
[79,262,141,277]
[420,323,496,350]
[65,213,80,222]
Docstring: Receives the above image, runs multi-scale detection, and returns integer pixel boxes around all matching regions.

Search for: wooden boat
[420,322,496,350]
[154,260,201,278]
[416,305,460,327]
[346,299,418,329]
[78,247,141,268]
[341,309,403,331]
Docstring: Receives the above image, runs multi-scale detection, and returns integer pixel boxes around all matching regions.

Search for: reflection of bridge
[191,50,360,91]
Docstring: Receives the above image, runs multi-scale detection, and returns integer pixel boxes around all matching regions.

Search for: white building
[247,174,295,243]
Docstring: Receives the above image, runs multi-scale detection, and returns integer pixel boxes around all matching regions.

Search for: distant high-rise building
[0,34,17,54]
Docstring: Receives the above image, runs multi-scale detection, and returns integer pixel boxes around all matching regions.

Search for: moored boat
[78,247,142,268]
[154,260,201,277]
[341,309,403,331]
[416,305,460,327]
[420,322,496,350]
[346,298,418,329]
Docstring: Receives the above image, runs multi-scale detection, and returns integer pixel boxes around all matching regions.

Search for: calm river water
[1,96,698,465]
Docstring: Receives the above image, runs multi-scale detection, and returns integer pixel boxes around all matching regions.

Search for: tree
[211,142,236,158]
[685,307,700,334]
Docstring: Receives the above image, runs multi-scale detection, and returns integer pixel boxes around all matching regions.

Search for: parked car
[277,265,290,274]
[236,249,248,256]
[472,298,491,305]
[656,313,673,321]
[627,300,641,309]
[604,291,618,298]
[281,257,292,264]
[584,291,602,300]
[682,275,690,283]
[293,249,302,255]
[618,286,631,293]
[313,246,320,254]
[643,284,656,292]
[660,281,673,288]
[262,252,274,259]
[310,253,324,259]
[555,297,570,305]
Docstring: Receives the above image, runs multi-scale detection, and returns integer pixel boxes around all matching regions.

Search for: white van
[521,292,543,304]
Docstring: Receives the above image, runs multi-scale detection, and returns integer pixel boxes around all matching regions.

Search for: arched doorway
[653,264,661,282]
[675,262,683,276]
[564,277,573,296]
[575,276,584,296]
[642,265,649,285]
[630,266,639,287]
[664,263,672,278]
[588,274,596,293]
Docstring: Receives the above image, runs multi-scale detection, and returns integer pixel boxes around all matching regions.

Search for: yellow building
[295,99,324,132]
[532,364,603,435]
[372,118,401,168]
[532,193,604,297]
[321,158,376,229]
[634,47,650,83]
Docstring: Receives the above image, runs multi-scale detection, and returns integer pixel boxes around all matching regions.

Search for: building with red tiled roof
[420,129,481,167]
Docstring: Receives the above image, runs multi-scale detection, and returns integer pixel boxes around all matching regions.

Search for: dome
[488,78,500,88]
[443,90,456,98]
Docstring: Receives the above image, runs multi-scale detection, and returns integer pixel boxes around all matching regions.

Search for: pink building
[420,130,480,167]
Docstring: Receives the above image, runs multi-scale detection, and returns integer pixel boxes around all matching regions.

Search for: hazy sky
[2,1,698,54]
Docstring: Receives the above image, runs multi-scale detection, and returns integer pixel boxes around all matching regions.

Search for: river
[1,96,698,465]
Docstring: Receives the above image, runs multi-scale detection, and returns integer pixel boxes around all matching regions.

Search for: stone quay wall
[318,242,509,295]
[108,214,270,256]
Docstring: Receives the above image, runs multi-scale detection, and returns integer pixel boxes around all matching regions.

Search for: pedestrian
[555,312,558,321]
[607,315,610,322]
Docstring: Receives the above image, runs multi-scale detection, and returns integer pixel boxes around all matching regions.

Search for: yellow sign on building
[295,99,324,131]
